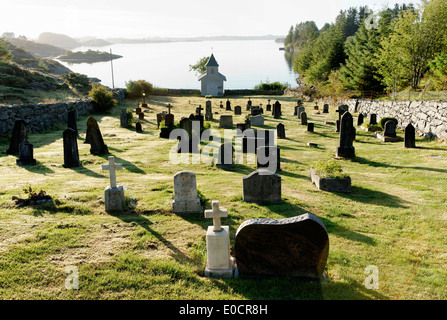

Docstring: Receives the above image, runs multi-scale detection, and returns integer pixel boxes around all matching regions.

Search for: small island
[58,49,123,63]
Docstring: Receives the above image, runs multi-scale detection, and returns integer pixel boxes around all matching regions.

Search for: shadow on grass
[22,160,55,174]
[113,212,194,264]
[98,152,146,175]
[337,186,408,209]
[353,156,447,174]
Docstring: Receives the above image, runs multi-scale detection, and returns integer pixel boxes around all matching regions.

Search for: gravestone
[369,114,377,125]
[164,104,174,127]
[266,99,272,112]
[246,98,252,111]
[404,123,416,148]
[237,122,250,132]
[336,112,355,159]
[307,122,314,132]
[156,112,167,128]
[251,107,262,116]
[135,106,142,115]
[219,115,233,128]
[234,106,242,115]
[220,101,223,109]
[135,121,143,133]
[314,105,319,110]
[273,101,281,119]
[216,142,234,169]
[226,99,231,111]
[357,113,364,126]
[16,140,36,167]
[204,200,233,278]
[177,118,199,153]
[138,112,145,120]
[323,104,329,113]
[101,156,124,212]
[294,106,298,116]
[120,109,129,128]
[383,120,397,137]
[256,129,274,147]
[62,128,81,168]
[300,111,308,125]
[67,109,78,135]
[335,120,340,133]
[249,115,264,126]
[277,123,285,139]
[205,100,213,121]
[297,106,305,119]
[86,116,109,156]
[337,105,349,121]
[234,214,329,279]
[242,170,281,203]
[172,171,202,214]
[257,145,281,173]
[6,120,27,155]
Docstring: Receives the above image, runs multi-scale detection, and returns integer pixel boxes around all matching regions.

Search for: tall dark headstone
[67,109,78,135]
[357,113,364,126]
[120,109,129,128]
[273,101,281,119]
[266,99,272,112]
[226,99,231,111]
[16,140,36,167]
[216,142,235,169]
[369,114,377,125]
[404,123,416,148]
[246,98,252,111]
[337,105,349,121]
[86,116,109,156]
[6,120,27,155]
[205,100,213,121]
[234,214,329,279]
[63,128,81,168]
[297,106,305,119]
[277,123,285,139]
[323,104,329,113]
[257,145,281,172]
[300,111,308,125]
[336,112,355,159]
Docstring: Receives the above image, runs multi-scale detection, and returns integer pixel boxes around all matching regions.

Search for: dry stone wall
[324,99,447,141]
[0,99,92,136]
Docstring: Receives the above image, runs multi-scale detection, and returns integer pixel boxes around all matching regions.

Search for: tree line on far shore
[284,0,447,98]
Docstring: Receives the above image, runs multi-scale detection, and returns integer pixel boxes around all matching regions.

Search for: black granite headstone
[336,112,355,158]
[277,123,285,139]
[136,121,143,133]
[216,142,235,169]
[301,111,308,125]
[234,214,329,278]
[67,109,78,135]
[85,116,109,156]
[242,170,281,203]
[16,140,36,166]
[6,120,27,155]
[234,106,242,115]
[404,123,416,148]
[63,128,81,168]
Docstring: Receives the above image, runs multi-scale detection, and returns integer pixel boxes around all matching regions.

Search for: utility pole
[110,48,115,89]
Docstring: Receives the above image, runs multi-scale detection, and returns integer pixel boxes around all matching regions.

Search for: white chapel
[198,54,226,97]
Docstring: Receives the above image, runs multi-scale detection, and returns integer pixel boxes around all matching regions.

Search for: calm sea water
[57,40,298,90]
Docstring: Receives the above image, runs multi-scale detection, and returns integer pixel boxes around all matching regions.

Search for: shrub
[64,72,92,94]
[379,117,398,129]
[88,84,118,113]
[311,159,349,179]
[254,81,288,91]
[126,80,153,99]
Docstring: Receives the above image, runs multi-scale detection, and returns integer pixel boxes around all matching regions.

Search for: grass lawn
[0,94,446,300]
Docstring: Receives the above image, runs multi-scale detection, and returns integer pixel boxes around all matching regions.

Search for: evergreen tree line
[284,0,447,98]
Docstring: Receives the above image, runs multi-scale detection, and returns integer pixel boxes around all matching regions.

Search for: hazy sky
[2,0,417,39]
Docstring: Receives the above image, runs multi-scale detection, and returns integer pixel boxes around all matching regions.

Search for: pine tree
[338,17,384,93]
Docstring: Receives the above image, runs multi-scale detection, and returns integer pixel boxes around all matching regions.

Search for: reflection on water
[57,40,299,90]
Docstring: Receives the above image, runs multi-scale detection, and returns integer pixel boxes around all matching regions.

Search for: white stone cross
[101,156,123,188]
[204,200,228,232]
